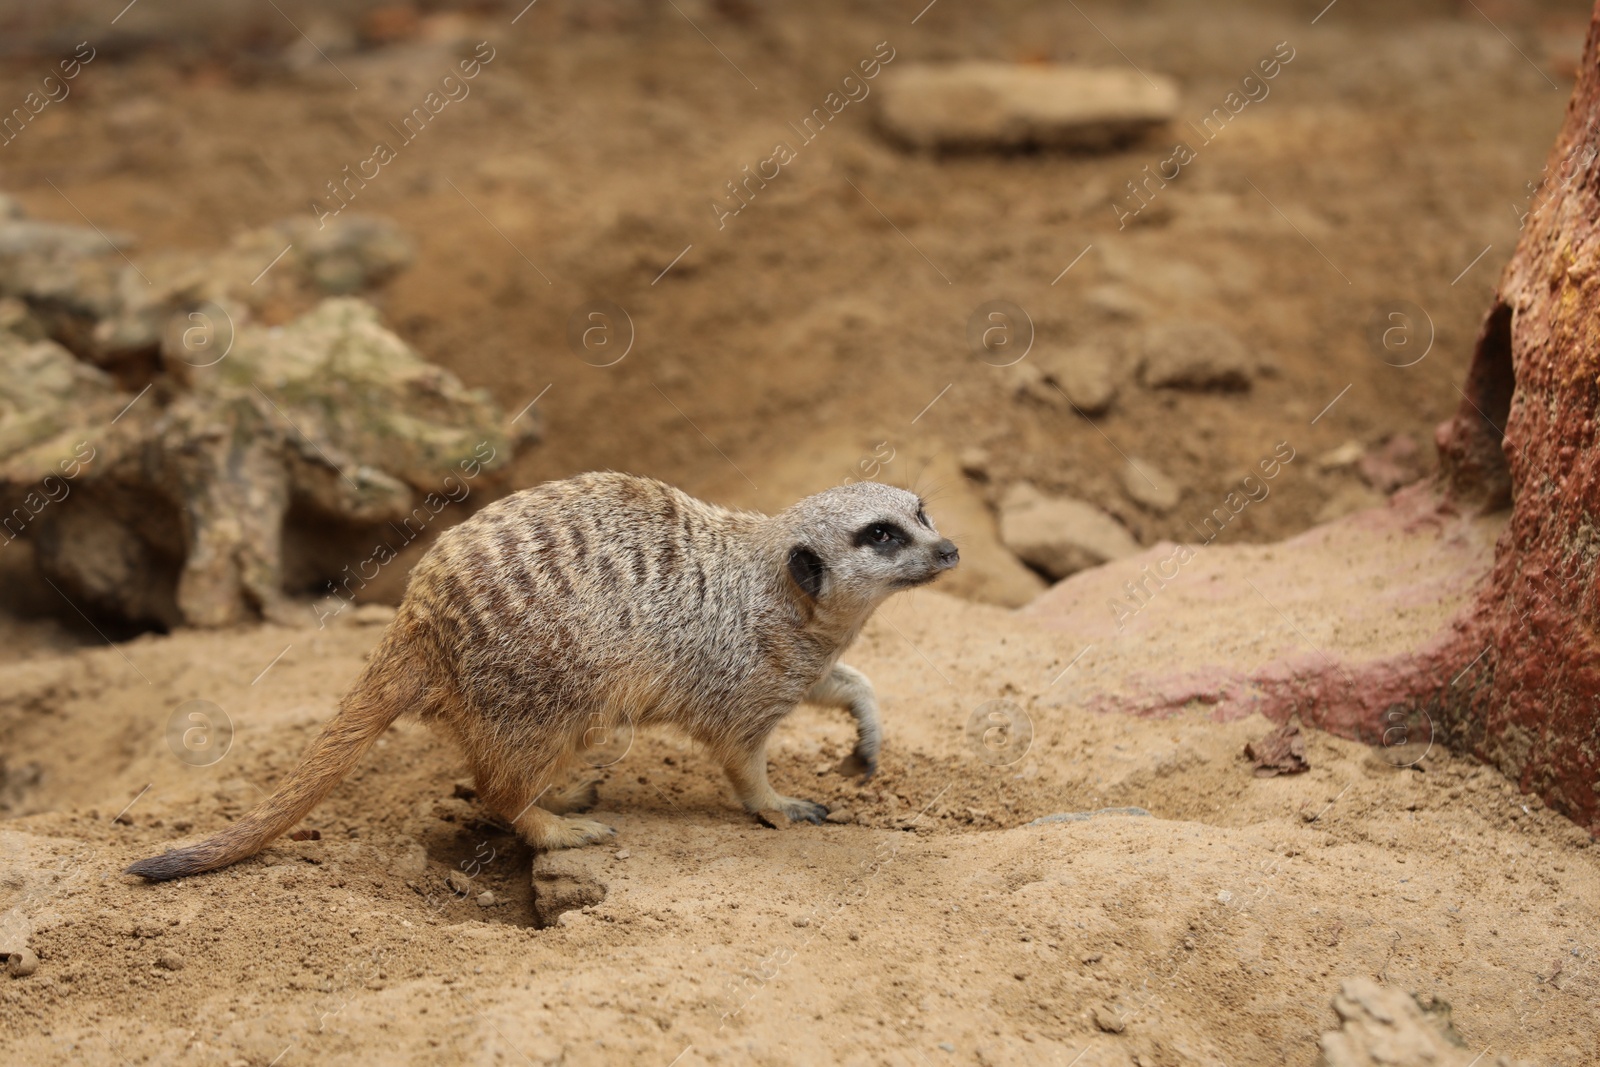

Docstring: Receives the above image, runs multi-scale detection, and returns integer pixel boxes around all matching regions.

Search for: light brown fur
[127,472,958,880]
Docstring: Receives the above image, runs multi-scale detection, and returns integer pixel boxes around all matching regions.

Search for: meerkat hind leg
[538,775,601,815]
[476,764,613,850]
[720,738,827,826]
[513,803,616,850]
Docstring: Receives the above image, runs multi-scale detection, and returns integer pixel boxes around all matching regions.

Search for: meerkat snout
[127,473,959,882]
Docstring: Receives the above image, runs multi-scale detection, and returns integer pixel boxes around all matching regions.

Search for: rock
[6,947,38,978]
[531,850,608,929]
[156,951,185,971]
[824,809,855,825]
[1138,322,1254,391]
[1319,978,1476,1067]
[877,63,1178,152]
[1357,433,1426,493]
[1244,721,1310,777]
[475,891,496,908]
[4,296,537,629]
[1008,362,1063,407]
[998,483,1140,580]
[1037,346,1119,415]
[1091,1003,1126,1033]
[1083,284,1149,322]
[1121,458,1180,512]
[1317,440,1365,471]
[445,869,473,897]
[273,215,415,295]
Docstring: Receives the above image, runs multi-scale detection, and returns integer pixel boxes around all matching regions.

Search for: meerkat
[126,472,959,880]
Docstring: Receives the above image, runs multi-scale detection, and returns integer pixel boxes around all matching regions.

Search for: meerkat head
[776,482,959,616]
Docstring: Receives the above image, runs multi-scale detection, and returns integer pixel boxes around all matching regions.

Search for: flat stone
[877,62,1179,152]
[1138,321,1254,391]
[998,484,1140,580]
[1122,458,1181,512]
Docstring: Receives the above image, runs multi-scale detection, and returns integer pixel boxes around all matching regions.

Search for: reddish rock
[1432,4,1600,831]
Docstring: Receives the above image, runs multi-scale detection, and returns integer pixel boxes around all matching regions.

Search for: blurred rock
[958,447,990,482]
[998,483,1139,580]
[1319,978,1477,1067]
[1009,362,1062,407]
[1357,433,1425,493]
[1038,345,1119,415]
[2,297,537,628]
[1138,321,1254,391]
[1317,440,1365,471]
[877,63,1178,152]
[1122,458,1180,513]
[1083,284,1149,321]
[260,215,416,296]
[0,205,414,369]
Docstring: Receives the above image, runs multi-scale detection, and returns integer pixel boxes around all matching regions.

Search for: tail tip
[123,850,201,882]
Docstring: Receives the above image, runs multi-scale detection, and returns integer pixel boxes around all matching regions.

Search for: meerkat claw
[783,798,830,825]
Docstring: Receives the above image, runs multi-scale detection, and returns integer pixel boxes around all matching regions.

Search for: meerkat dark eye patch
[853,522,909,553]
[787,545,827,598]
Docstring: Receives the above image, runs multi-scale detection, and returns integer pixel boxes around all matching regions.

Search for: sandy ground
[2,568,1599,1065]
[4,1,1600,1064]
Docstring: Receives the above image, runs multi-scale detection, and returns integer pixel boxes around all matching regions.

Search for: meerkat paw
[833,749,877,780]
[755,797,829,828]
[516,808,616,850]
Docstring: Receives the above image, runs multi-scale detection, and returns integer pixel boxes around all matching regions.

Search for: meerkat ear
[786,545,827,599]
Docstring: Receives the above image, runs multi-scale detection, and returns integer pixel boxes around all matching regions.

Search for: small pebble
[6,948,39,978]
[156,952,185,971]
[793,917,811,928]
[476,892,496,908]
[1092,1004,1126,1033]
[824,809,855,825]
[614,849,631,860]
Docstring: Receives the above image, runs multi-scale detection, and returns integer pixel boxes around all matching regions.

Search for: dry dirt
[3,1,1599,1064]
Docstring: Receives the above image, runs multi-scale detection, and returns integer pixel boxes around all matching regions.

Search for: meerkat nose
[934,539,960,568]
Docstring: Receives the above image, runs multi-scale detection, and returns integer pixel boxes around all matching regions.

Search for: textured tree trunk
[1434,3,1600,831]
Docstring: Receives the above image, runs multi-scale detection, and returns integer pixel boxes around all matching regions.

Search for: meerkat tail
[125,617,436,882]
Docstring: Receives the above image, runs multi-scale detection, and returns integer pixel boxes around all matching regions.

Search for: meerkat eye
[854,522,907,550]
[915,507,930,529]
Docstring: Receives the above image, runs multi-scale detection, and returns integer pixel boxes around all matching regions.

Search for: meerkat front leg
[718,734,828,826]
[805,663,881,779]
